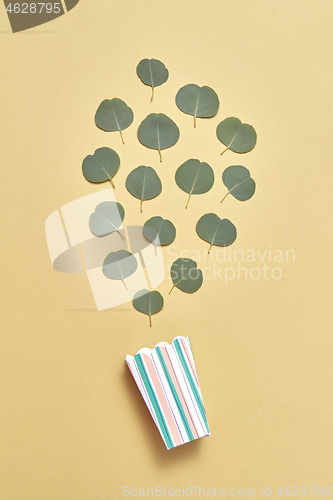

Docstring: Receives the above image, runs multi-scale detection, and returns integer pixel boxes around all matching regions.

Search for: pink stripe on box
[160,346,199,440]
[142,354,183,447]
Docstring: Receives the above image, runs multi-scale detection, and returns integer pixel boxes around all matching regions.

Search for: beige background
[1,1,333,498]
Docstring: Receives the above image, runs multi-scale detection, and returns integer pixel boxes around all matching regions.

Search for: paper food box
[126,336,210,450]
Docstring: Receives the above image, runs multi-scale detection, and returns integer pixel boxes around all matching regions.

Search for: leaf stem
[168,285,175,295]
[140,199,143,213]
[149,315,152,327]
[110,178,115,189]
[221,147,229,156]
[185,193,191,209]
[151,86,154,102]
[208,242,213,254]
[117,230,126,240]
[158,149,162,162]
[194,115,196,128]
[221,192,230,203]
[119,130,125,145]
[122,279,128,290]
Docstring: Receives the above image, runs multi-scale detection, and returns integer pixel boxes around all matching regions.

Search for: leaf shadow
[122,365,204,465]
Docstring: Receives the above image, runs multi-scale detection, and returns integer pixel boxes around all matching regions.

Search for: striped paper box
[126,336,210,450]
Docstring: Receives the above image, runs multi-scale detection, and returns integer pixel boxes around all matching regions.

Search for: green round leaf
[95,98,134,144]
[103,250,138,290]
[175,159,215,208]
[137,113,180,162]
[137,59,169,101]
[89,201,125,237]
[196,213,237,253]
[175,84,219,127]
[169,258,203,294]
[143,216,176,246]
[216,117,257,154]
[82,147,120,188]
[222,165,256,202]
[125,166,162,212]
[132,289,164,327]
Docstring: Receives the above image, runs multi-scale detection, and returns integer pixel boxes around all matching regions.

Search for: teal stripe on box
[155,347,194,442]
[135,354,174,449]
[174,339,210,434]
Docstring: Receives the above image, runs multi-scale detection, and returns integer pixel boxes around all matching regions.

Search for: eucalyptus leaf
[143,216,176,255]
[196,213,237,254]
[175,159,214,208]
[137,113,180,162]
[126,166,162,212]
[143,216,176,245]
[137,58,169,101]
[169,258,203,294]
[82,147,120,188]
[216,117,257,155]
[222,165,256,203]
[89,201,125,240]
[95,98,134,144]
[132,289,164,327]
[175,84,219,127]
[103,250,137,290]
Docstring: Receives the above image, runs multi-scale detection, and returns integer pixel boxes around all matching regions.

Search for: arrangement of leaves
[103,250,138,290]
[175,159,214,208]
[169,258,203,294]
[221,165,256,203]
[143,216,176,255]
[89,201,125,239]
[137,113,180,162]
[137,59,169,101]
[196,214,237,253]
[126,166,162,212]
[175,84,219,127]
[79,58,259,325]
[82,147,120,189]
[216,117,257,155]
[132,289,164,327]
[95,98,134,144]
